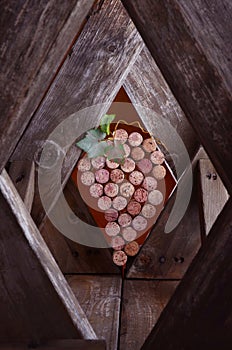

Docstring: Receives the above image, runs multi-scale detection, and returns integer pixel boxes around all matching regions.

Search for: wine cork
[124,241,139,256]
[123,144,131,157]
[150,150,165,165]
[112,196,128,210]
[142,138,157,153]
[89,183,104,198]
[121,158,135,173]
[110,169,124,184]
[148,190,164,205]
[111,236,126,250]
[134,188,148,203]
[97,196,112,210]
[120,182,135,198]
[95,169,110,184]
[104,208,119,222]
[137,158,153,174]
[104,182,119,197]
[113,250,127,265]
[113,129,128,144]
[118,213,132,227]
[128,132,143,146]
[106,158,119,169]
[91,156,105,169]
[105,222,120,236]
[77,157,91,172]
[132,215,148,231]
[142,176,157,191]
[127,200,141,216]
[152,165,166,179]
[122,227,137,242]
[129,171,144,186]
[131,147,145,161]
[142,203,157,218]
[80,171,95,186]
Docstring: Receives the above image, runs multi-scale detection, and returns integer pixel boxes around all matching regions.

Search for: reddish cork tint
[73,123,176,267]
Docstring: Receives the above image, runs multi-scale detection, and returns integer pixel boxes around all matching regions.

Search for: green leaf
[76,128,106,154]
[87,140,109,158]
[76,137,93,153]
[100,114,115,135]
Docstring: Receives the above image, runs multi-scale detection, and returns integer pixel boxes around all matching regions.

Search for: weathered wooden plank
[122,0,232,195]
[8,161,35,212]
[198,159,229,240]
[0,340,106,350]
[141,197,232,350]
[0,169,96,342]
[124,46,199,165]
[127,167,201,279]
[40,178,119,274]
[0,0,94,172]
[120,280,178,350]
[11,0,143,226]
[67,275,122,350]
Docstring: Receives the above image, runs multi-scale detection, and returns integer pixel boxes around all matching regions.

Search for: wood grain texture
[12,0,143,226]
[67,275,122,350]
[124,47,199,165]
[0,169,96,342]
[141,197,232,350]
[0,340,106,350]
[122,0,232,195]
[120,280,178,350]
[40,178,119,274]
[127,169,201,279]
[198,158,229,239]
[0,0,94,172]
[8,161,35,212]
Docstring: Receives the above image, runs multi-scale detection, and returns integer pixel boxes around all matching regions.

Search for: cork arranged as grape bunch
[76,116,167,267]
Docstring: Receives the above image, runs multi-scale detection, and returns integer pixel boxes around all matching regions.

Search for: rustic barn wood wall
[0,0,231,349]
[0,0,94,173]
[122,0,232,349]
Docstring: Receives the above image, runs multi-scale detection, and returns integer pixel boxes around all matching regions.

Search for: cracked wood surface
[0,0,94,172]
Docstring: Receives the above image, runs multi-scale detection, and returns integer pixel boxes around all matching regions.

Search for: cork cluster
[77,129,167,266]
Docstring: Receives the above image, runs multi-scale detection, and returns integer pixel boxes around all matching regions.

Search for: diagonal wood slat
[8,161,35,213]
[0,0,94,173]
[124,47,199,164]
[141,197,232,350]
[198,158,229,241]
[11,0,144,227]
[0,169,96,342]
[122,0,232,195]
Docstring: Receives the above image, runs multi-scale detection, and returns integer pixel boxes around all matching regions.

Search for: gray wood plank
[141,198,232,350]
[8,161,35,212]
[0,0,94,172]
[0,169,96,342]
[127,171,201,279]
[124,46,199,166]
[11,0,143,227]
[122,0,232,195]
[198,158,229,239]
[120,280,178,350]
[67,275,122,350]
